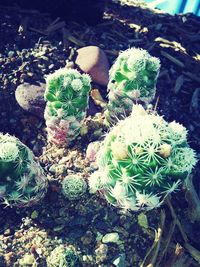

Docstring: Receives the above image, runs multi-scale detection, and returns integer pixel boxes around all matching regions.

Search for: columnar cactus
[89,105,197,211]
[105,48,160,123]
[44,68,91,146]
[62,175,87,200]
[0,133,47,207]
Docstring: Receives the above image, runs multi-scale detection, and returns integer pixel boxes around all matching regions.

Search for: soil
[0,1,200,266]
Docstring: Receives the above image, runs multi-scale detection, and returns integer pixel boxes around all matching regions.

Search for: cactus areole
[90,105,197,211]
[44,68,91,146]
[0,133,47,207]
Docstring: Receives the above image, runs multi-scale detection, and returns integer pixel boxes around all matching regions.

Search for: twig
[185,243,200,264]
[156,219,176,266]
[166,197,188,243]
[161,51,185,68]
[141,209,166,267]
[183,71,200,84]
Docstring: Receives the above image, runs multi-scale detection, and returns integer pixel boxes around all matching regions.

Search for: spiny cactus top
[44,68,91,146]
[89,105,197,211]
[0,133,47,207]
[62,174,87,200]
[106,48,160,122]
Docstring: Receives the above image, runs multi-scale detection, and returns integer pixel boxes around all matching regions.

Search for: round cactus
[44,68,91,146]
[62,175,87,200]
[47,245,79,267]
[90,105,197,211]
[105,48,160,123]
[0,133,47,207]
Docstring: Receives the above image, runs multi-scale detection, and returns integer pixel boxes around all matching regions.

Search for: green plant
[105,48,160,123]
[0,133,47,207]
[47,245,79,267]
[90,105,197,211]
[62,174,87,200]
[44,68,91,146]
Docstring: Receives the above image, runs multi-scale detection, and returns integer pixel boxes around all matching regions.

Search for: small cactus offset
[62,174,87,200]
[47,245,79,267]
[44,68,91,146]
[105,48,160,122]
[90,105,197,211]
[0,133,47,207]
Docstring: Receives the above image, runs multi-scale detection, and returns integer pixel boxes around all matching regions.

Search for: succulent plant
[47,245,79,267]
[105,48,160,123]
[62,174,87,200]
[44,68,91,146]
[0,133,47,207]
[90,104,197,211]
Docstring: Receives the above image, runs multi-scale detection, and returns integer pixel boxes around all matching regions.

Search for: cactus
[47,245,79,267]
[44,68,91,146]
[90,105,197,211]
[105,48,160,123]
[62,174,87,200]
[0,133,47,207]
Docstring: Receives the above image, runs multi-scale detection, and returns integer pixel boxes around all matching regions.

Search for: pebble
[86,141,101,162]
[95,243,108,264]
[113,253,126,267]
[15,82,46,118]
[19,254,36,265]
[102,232,120,244]
[76,46,109,86]
[81,231,94,245]
[31,211,39,219]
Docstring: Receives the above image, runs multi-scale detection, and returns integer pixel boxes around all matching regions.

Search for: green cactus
[62,174,87,200]
[47,245,79,267]
[44,68,91,146]
[105,48,160,123]
[90,105,197,211]
[0,133,47,207]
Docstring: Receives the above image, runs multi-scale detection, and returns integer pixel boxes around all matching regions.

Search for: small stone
[102,232,120,244]
[81,231,94,245]
[75,46,109,86]
[15,82,46,118]
[113,253,126,267]
[19,254,36,265]
[95,243,108,264]
[86,141,101,162]
[31,210,39,219]
[137,213,149,229]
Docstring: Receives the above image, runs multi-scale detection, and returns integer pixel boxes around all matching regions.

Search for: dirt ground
[0,1,200,266]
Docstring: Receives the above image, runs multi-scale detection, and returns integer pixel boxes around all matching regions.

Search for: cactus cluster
[89,105,197,211]
[47,245,79,267]
[105,48,160,122]
[0,133,47,207]
[62,175,87,200]
[44,68,91,146]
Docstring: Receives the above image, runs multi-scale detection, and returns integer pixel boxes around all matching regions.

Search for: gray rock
[76,46,109,86]
[15,82,46,118]
[102,232,120,244]
[113,253,126,267]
